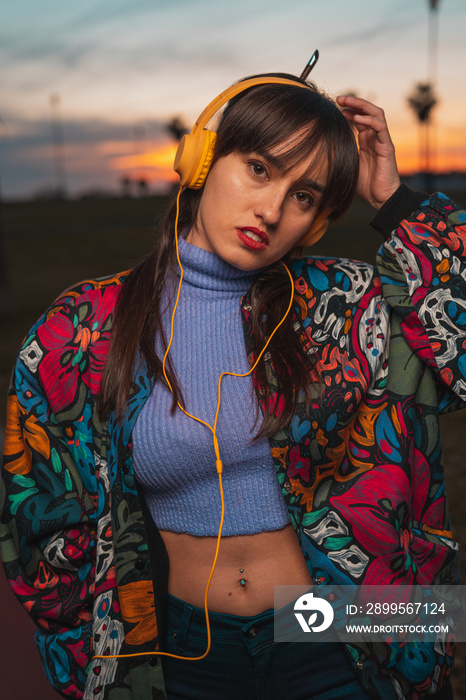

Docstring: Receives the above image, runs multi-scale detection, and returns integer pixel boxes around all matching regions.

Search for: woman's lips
[237,227,269,250]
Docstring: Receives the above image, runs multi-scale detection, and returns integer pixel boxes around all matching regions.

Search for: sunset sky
[1,0,465,198]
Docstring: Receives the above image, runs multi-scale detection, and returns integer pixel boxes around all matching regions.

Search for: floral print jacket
[1,187,466,700]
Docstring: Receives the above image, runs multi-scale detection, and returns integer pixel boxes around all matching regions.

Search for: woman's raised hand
[336,95,401,211]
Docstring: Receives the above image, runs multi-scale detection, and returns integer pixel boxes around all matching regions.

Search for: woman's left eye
[294,192,314,207]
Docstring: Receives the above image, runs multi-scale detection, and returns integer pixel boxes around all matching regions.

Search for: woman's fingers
[337,96,387,127]
[336,94,385,118]
[337,95,395,145]
[344,111,389,135]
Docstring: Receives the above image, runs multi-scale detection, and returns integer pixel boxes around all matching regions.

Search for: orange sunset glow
[101,129,466,191]
[390,126,466,174]
[110,142,180,183]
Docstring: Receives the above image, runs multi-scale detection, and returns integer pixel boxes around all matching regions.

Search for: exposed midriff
[159,524,313,616]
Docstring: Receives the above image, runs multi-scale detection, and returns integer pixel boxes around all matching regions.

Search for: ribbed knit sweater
[132,237,290,536]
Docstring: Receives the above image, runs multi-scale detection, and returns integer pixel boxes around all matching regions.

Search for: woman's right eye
[248,161,267,177]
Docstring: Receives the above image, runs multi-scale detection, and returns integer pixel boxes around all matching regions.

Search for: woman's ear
[294,208,331,248]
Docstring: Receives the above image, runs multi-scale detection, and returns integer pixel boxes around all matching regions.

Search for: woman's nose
[255,191,283,227]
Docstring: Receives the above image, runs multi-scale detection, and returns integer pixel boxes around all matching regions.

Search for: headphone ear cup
[294,209,331,248]
[174,129,217,189]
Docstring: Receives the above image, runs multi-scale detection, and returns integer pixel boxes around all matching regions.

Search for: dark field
[0,191,465,698]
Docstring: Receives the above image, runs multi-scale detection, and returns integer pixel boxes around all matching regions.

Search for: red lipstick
[237,227,269,250]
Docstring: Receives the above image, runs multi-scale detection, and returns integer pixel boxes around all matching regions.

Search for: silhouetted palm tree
[167,117,188,142]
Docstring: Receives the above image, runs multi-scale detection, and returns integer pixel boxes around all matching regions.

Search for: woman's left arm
[376,190,466,403]
[338,95,466,403]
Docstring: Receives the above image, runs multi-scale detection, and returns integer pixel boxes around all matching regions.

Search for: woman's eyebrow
[258,151,326,192]
[295,176,325,193]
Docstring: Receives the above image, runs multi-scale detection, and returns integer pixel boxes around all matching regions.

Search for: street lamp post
[427,0,440,179]
[0,116,15,320]
[428,0,440,88]
[49,92,67,198]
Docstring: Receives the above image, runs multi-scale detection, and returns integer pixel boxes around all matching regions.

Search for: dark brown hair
[99,73,359,435]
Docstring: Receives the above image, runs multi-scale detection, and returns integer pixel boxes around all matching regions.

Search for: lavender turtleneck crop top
[132,237,290,536]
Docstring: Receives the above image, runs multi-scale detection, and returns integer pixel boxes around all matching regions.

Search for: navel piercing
[240,579,246,586]
[239,568,244,573]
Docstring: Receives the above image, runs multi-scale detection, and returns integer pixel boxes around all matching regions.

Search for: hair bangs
[260,122,329,178]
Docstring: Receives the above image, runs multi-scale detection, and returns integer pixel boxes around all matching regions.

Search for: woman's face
[186,136,328,271]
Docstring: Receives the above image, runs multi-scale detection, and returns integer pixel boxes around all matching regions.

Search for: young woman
[1,73,464,700]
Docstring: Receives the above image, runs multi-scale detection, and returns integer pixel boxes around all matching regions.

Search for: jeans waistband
[167,594,275,639]
[166,592,339,645]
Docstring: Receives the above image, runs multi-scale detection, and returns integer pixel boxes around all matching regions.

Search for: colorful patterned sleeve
[0,274,124,698]
[375,187,466,404]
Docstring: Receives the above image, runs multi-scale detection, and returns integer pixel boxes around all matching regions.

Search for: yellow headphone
[173,76,331,247]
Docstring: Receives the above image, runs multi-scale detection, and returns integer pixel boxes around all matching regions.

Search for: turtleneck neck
[177,236,258,294]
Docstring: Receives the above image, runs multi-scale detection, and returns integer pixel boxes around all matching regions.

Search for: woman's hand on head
[336,95,401,211]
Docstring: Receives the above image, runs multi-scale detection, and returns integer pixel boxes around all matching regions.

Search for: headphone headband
[191,76,312,134]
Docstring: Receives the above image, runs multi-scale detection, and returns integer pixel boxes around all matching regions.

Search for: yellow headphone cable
[93,186,295,662]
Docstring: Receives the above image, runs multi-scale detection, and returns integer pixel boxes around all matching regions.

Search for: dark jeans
[162,594,371,700]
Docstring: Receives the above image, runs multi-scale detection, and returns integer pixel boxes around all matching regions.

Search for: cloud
[0,112,176,198]
[0,0,235,75]
[1,0,465,196]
